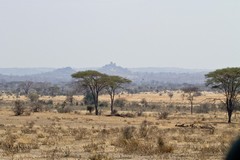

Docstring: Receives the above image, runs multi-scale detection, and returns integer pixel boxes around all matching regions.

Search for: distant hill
[0,68,54,76]
[0,67,76,83]
[0,64,210,84]
[98,62,132,76]
[28,67,76,83]
[129,67,211,73]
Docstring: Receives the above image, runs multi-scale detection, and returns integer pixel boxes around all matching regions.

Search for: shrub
[31,101,43,112]
[99,101,109,107]
[156,136,173,153]
[195,103,211,113]
[89,154,113,160]
[136,110,143,116]
[87,106,94,114]
[139,120,150,138]
[115,126,173,156]
[46,100,53,105]
[112,109,118,115]
[57,106,72,113]
[28,92,39,102]
[121,112,135,118]
[140,98,148,107]
[83,92,94,105]
[65,95,74,105]
[157,112,169,119]
[12,100,26,116]
[114,98,127,108]
[122,126,136,140]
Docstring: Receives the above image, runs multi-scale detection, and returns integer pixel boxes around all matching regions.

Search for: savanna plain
[0,92,238,160]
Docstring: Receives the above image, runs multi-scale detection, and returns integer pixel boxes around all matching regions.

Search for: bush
[88,154,113,160]
[28,92,39,102]
[139,120,150,138]
[83,92,94,105]
[121,112,135,118]
[114,98,127,108]
[65,95,74,105]
[157,112,169,119]
[122,126,136,140]
[57,106,72,113]
[87,106,94,114]
[31,101,43,112]
[136,110,143,116]
[140,98,148,107]
[112,109,118,115]
[12,100,26,116]
[99,101,108,108]
[115,125,173,156]
[195,103,211,113]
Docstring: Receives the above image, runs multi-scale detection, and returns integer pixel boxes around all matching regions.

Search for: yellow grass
[0,92,237,160]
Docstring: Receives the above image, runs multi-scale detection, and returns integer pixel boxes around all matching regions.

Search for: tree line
[0,67,240,123]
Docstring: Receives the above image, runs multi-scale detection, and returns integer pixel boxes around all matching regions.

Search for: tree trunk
[110,94,115,115]
[228,110,232,123]
[95,104,98,115]
[190,101,193,114]
[227,98,233,123]
[95,95,99,115]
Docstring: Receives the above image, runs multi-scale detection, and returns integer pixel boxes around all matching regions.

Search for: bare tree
[20,81,33,95]
[182,86,199,114]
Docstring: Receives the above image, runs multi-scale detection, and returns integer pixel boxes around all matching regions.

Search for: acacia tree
[72,70,108,115]
[105,76,131,115]
[182,86,199,114]
[205,67,240,123]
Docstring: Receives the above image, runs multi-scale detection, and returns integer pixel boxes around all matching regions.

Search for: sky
[0,0,239,69]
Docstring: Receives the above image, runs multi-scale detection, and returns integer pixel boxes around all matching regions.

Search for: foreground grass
[0,108,238,160]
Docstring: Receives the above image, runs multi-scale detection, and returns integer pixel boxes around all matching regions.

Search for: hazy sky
[0,0,239,69]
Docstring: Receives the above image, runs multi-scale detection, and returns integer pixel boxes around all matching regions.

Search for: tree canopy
[72,70,109,115]
[72,70,131,115]
[105,75,131,114]
[182,86,199,114]
[205,67,240,123]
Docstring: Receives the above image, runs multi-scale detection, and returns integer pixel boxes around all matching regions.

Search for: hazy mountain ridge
[0,68,55,76]
[0,67,76,83]
[0,64,208,84]
[129,67,211,73]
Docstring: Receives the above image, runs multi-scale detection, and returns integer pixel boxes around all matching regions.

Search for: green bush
[87,106,94,114]
[12,100,26,116]
[28,92,39,102]
[114,98,127,108]
[99,101,109,107]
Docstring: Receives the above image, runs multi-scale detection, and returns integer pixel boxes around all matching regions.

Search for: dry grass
[0,93,238,159]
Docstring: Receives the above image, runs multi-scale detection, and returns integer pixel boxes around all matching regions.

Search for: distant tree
[48,85,60,97]
[72,70,108,115]
[105,76,131,114]
[182,86,199,114]
[32,82,50,95]
[20,81,33,95]
[205,67,240,123]
[168,92,174,103]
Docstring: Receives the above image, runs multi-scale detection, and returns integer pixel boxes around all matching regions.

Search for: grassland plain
[0,92,238,160]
